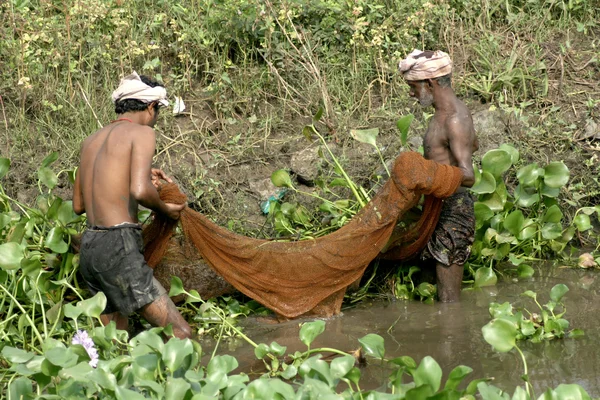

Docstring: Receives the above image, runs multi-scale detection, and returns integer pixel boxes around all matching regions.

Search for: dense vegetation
[1,0,599,397]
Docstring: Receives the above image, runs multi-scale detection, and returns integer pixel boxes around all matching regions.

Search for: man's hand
[164,202,186,220]
[151,168,173,189]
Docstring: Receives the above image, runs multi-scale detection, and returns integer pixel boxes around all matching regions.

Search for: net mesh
[143,152,463,318]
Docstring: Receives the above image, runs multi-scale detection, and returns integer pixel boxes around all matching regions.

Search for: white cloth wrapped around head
[398,49,452,81]
[111,71,169,107]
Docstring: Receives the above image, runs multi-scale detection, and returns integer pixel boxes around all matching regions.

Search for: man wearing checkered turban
[398,50,479,302]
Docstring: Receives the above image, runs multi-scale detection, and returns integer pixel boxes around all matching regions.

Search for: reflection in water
[203,266,600,396]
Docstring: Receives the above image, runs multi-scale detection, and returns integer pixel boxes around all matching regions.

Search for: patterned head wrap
[399,49,452,81]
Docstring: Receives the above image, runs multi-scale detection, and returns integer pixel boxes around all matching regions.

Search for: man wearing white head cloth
[399,50,479,302]
[73,72,192,338]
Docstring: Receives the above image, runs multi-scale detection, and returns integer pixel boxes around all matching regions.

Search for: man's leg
[139,294,193,339]
[436,262,463,302]
[100,312,129,331]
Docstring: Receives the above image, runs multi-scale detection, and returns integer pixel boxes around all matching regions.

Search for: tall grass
[1,0,598,208]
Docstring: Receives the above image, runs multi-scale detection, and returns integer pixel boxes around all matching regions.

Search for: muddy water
[206,266,600,396]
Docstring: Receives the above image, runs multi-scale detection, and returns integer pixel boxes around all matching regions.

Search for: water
[204,265,600,396]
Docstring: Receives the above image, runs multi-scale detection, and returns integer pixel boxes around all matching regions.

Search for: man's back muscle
[79,122,140,226]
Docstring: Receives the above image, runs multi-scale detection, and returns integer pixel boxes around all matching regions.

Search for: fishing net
[143,152,463,318]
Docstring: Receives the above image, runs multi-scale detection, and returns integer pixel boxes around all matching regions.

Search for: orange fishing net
[143,152,463,318]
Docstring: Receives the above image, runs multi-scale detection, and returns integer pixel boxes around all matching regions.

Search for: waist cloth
[422,191,475,266]
[79,223,163,315]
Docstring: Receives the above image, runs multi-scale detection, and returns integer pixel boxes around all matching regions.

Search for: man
[73,72,192,338]
[399,50,478,302]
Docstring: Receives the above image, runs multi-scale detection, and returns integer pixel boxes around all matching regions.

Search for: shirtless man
[399,50,478,302]
[73,72,192,338]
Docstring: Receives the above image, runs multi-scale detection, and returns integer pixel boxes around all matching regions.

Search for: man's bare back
[423,98,479,190]
[74,121,181,225]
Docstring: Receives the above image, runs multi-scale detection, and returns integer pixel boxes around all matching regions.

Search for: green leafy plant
[482,284,584,398]
[488,284,583,343]
[391,265,437,303]
[469,144,600,286]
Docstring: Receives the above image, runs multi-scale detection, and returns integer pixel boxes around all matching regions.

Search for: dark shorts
[79,223,163,316]
[422,191,475,266]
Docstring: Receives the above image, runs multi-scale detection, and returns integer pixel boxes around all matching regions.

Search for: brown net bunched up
[143,152,463,318]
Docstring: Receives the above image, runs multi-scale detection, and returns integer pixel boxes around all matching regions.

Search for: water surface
[205,265,600,396]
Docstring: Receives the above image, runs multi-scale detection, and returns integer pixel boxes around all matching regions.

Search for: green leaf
[568,329,585,338]
[543,205,563,223]
[45,347,78,367]
[541,223,562,240]
[0,242,24,270]
[553,384,592,400]
[163,338,194,372]
[0,158,10,179]
[544,162,569,188]
[254,343,269,359]
[444,365,473,390]
[269,341,287,357]
[482,319,517,352]
[41,152,59,168]
[165,377,191,400]
[38,167,58,189]
[517,163,543,187]
[504,210,524,236]
[474,202,494,229]
[517,264,534,278]
[116,386,147,400]
[299,320,326,347]
[541,183,560,198]
[475,267,497,288]
[413,356,442,392]
[358,333,385,359]
[510,386,531,400]
[8,377,33,399]
[45,227,69,253]
[499,144,519,164]
[574,214,591,232]
[329,177,349,187]
[271,169,294,188]
[470,171,496,194]
[390,355,417,370]
[397,114,414,146]
[301,126,314,142]
[330,355,355,380]
[2,347,35,364]
[169,276,185,297]
[281,364,298,380]
[78,292,107,319]
[477,382,509,400]
[479,183,508,212]
[550,284,569,302]
[514,185,540,207]
[313,107,324,122]
[520,319,536,337]
[58,201,77,225]
[481,149,512,178]
[517,219,537,241]
[350,128,379,148]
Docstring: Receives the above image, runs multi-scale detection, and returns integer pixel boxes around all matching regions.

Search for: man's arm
[73,167,85,215]
[447,116,476,187]
[130,128,183,219]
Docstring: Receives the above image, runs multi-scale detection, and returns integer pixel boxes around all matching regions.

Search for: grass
[0,0,598,234]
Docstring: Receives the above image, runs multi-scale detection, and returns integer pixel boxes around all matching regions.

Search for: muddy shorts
[422,191,475,266]
[79,223,163,316]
